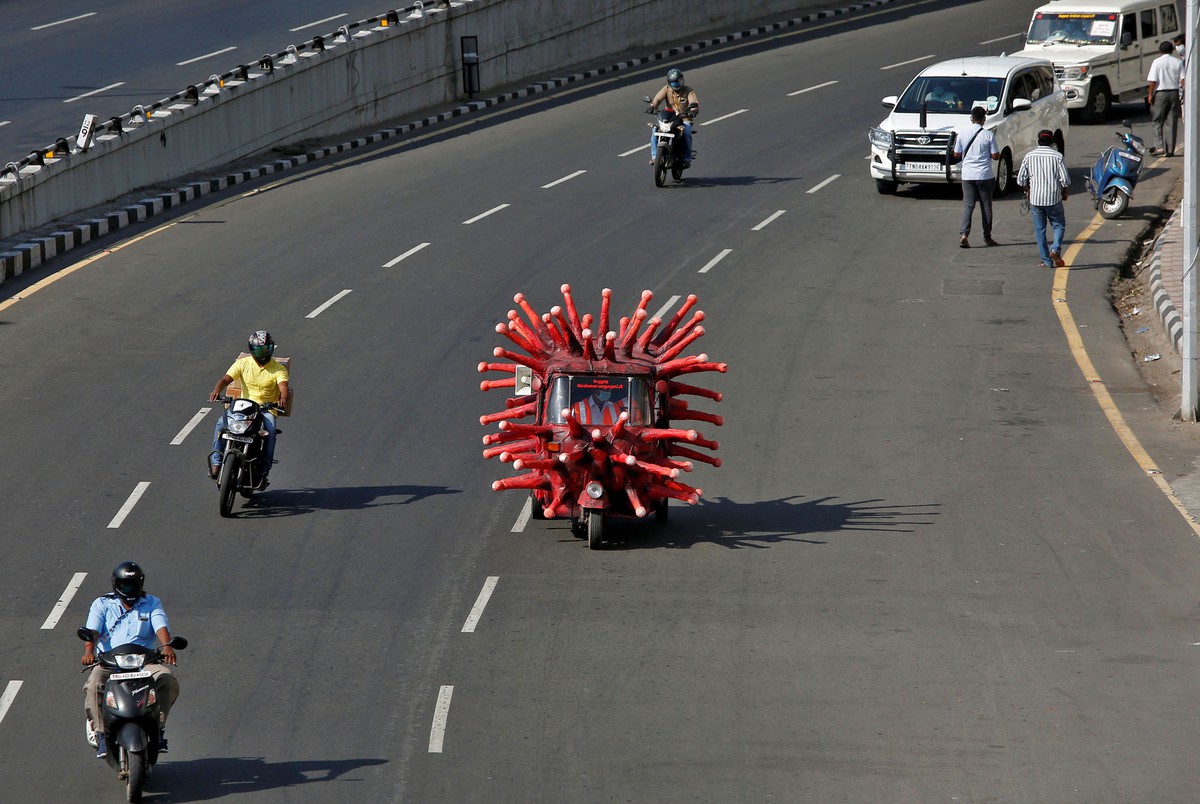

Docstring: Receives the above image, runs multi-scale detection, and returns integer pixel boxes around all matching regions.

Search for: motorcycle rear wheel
[654,152,667,187]
[1099,189,1128,219]
[218,457,238,517]
[126,749,146,802]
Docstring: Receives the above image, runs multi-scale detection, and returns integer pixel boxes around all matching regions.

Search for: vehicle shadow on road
[671,175,801,188]
[233,484,460,518]
[150,755,387,801]
[596,494,940,550]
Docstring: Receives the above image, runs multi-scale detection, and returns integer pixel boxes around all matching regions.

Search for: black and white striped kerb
[1148,213,1184,353]
[0,0,903,283]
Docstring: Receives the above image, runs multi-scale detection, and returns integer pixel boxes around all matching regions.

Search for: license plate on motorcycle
[656,132,675,139]
[108,671,152,681]
[904,162,941,172]
[222,433,253,443]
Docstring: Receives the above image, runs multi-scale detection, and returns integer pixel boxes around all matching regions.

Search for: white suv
[868,56,1069,195]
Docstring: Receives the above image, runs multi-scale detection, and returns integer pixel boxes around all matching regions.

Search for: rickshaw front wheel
[587,511,604,550]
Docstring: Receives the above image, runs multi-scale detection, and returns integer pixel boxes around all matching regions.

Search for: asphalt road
[0,0,415,160]
[3,0,1200,801]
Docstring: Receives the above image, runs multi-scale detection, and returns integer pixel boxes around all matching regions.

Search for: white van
[1016,1,1182,122]
[868,56,1069,196]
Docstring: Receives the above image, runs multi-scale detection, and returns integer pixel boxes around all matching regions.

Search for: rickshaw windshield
[547,375,652,426]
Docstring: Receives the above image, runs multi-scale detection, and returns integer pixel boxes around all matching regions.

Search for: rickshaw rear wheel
[587,511,604,550]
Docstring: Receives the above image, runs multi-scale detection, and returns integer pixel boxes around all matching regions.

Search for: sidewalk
[1149,203,1187,352]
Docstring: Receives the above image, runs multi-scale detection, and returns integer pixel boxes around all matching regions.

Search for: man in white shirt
[952,106,1000,248]
[1147,40,1185,156]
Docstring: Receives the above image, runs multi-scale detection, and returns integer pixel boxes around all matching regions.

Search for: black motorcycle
[210,395,282,517]
[78,628,188,803]
[645,98,695,187]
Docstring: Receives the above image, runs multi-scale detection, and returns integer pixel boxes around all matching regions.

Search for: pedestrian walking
[1016,129,1071,268]
[1147,40,1184,156]
[952,106,1000,248]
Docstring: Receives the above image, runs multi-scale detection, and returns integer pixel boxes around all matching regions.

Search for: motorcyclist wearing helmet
[81,561,180,758]
[208,330,290,487]
[648,68,700,167]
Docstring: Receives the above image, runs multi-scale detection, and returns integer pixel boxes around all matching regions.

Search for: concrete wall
[0,0,885,242]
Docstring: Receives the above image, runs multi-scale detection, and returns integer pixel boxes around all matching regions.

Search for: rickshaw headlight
[586,482,604,500]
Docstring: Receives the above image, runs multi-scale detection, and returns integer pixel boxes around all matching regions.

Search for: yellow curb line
[1054,214,1200,536]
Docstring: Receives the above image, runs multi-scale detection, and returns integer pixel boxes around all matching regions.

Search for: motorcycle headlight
[227,414,253,435]
[116,654,146,670]
[1061,65,1089,81]
[868,126,893,148]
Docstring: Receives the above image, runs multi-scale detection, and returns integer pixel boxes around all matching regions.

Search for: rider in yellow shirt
[208,331,289,485]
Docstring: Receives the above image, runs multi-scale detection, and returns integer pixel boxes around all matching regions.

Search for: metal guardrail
[0,1,455,181]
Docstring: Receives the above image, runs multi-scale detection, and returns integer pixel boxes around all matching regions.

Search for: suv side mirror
[881,95,898,109]
[1121,31,1133,47]
[1011,98,1032,112]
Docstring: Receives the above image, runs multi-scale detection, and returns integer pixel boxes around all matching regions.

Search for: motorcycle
[1085,120,1146,219]
[210,395,283,517]
[78,627,188,803]
[644,97,696,187]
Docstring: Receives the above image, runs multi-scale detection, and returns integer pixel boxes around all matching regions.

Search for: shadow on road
[555,494,940,550]
[230,484,460,518]
[149,756,387,801]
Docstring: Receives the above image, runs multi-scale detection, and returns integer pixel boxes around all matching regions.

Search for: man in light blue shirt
[953,106,1001,248]
[81,561,180,758]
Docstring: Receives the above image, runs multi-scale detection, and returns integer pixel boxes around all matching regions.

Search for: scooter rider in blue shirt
[81,561,180,758]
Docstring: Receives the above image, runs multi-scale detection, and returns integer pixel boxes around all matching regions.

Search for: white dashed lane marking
[32,12,97,30]
[63,83,125,104]
[0,681,22,726]
[700,109,748,126]
[462,577,499,633]
[41,572,87,630]
[752,211,786,231]
[383,242,430,267]
[881,55,937,70]
[462,204,510,224]
[807,175,841,194]
[108,482,150,529]
[511,496,532,532]
[429,685,454,753]
[290,14,348,32]
[699,249,732,274]
[171,408,211,445]
[176,47,238,67]
[788,80,838,96]
[542,170,587,189]
[306,289,352,318]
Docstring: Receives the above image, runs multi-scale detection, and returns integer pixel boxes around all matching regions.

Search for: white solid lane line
[306,289,353,319]
[32,12,97,30]
[752,211,786,231]
[698,249,732,274]
[651,295,680,322]
[881,55,937,70]
[542,170,587,189]
[807,175,841,194]
[41,572,87,630]
[0,681,22,726]
[429,685,454,753]
[177,47,238,67]
[511,496,532,532]
[108,482,150,529]
[383,242,430,267]
[171,408,211,445]
[788,80,838,96]
[290,13,348,32]
[462,576,500,633]
[700,109,748,126]
[618,144,650,157]
[462,204,510,224]
[63,82,125,104]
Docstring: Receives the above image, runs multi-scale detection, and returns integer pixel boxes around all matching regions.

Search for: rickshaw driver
[572,385,626,426]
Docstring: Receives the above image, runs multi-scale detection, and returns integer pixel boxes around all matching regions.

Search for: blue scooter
[1085,120,1146,219]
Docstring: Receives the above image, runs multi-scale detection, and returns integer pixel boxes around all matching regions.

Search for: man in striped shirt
[1017,130,1071,268]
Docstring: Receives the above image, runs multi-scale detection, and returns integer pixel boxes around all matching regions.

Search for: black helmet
[112,561,145,603]
[248,330,275,365]
[667,69,684,91]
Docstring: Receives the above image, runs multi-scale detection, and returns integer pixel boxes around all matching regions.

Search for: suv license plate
[904,162,941,172]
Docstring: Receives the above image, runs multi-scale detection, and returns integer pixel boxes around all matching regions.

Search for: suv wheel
[993,152,1012,197]
[1080,81,1111,124]
[875,178,898,195]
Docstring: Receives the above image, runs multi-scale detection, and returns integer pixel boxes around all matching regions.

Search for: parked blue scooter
[1085,120,1146,219]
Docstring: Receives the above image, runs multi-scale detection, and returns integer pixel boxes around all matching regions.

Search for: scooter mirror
[168,636,189,650]
[77,627,98,642]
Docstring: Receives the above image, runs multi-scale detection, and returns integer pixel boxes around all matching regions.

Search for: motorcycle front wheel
[654,151,667,188]
[1099,189,1129,219]
[587,510,604,550]
[126,749,146,802]
[218,456,239,517]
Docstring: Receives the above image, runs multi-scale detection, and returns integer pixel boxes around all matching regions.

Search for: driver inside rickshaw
[572,378,627,425]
